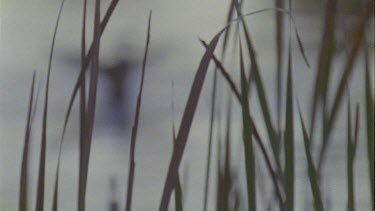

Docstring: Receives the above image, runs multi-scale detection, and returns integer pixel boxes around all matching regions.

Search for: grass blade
[125,11,152,211]
[274,0,285,137]
[239,41,256,211]
[77,0,88,210]
[283,38,294,211]
[35,1,66,210]
[170,82,184,211]
[202,55,218,211]
[364,39,374,211]
[19,71,36,211]
[298,105,324,211]
[346,99,359,211]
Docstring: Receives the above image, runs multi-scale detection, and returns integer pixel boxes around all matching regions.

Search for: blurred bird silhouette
[58,47,139,130]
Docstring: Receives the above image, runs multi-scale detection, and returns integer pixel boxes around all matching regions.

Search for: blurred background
[0,0,374,210]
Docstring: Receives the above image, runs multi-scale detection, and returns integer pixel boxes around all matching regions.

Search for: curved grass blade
[158,24,228,211]
[19,71,36,211]
[298,104,324,211]
[239,41,256,211]
[125,11,152,211]
[231,7,310,67]
[35,1,66,210]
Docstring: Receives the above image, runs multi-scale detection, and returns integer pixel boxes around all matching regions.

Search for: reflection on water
[0,0,373,210]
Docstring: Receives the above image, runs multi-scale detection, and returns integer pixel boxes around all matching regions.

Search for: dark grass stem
[77,0,87,210]
[283,37,294,211]
[125,11,152,211]
[275,0,285,142]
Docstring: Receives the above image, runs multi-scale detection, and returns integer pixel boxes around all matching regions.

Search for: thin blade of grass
[274,0,285,139]
[283,38,294,211]
[228,7,309,67]
[239,41,256,211]
[125,11,152,211]
[298,105,324,211]
[223,102,232,211]
[216,138,224,211]
[19,71,36,211]
[317,2,374,172]
[202,55,218,211]
[170,82,184,211]
[77,0,87,210]
[200,39,241,102]
[221,0,235,56]
[346,98,355,211]
[250,117,285,211]
[35,1,65,210]
[364,39,374,211]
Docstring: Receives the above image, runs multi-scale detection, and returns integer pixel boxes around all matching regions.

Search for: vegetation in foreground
[14,0,374,210]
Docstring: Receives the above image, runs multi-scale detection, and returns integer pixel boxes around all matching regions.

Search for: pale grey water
[1,0,374,210]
